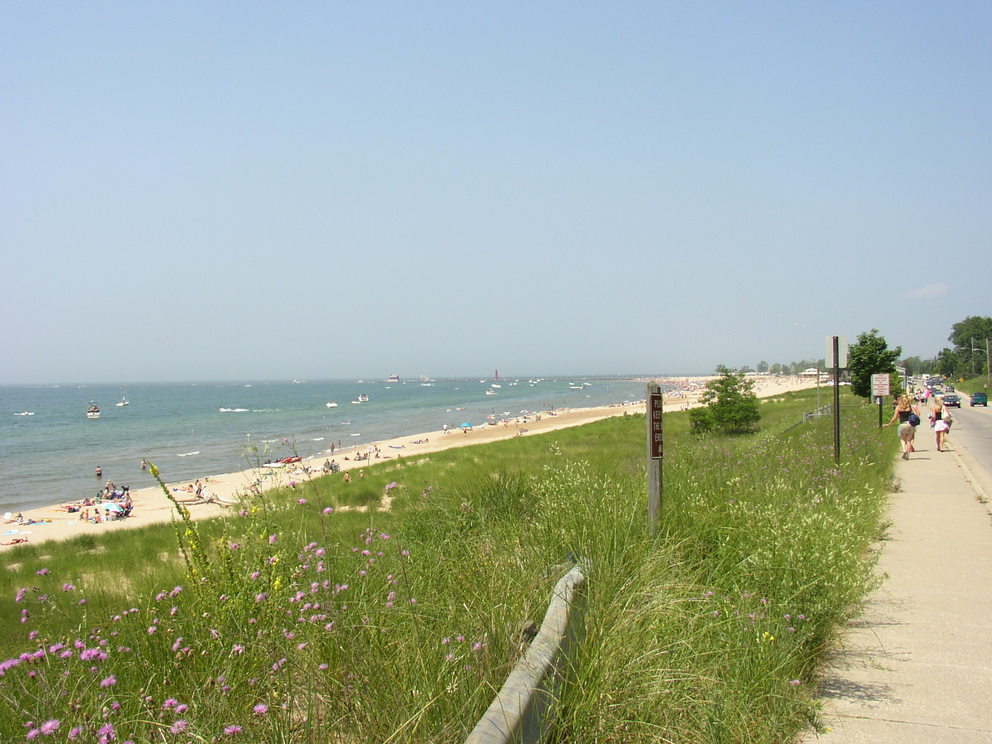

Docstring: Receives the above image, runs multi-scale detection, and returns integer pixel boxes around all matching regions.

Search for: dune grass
[0,387,894,742]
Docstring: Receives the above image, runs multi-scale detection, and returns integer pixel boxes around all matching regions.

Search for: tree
[949,315,992,376]
[689,366,761,434]
[936,347,960,378]
[756,360,769,374]
[901,356,925,376]
[848,329,902,399]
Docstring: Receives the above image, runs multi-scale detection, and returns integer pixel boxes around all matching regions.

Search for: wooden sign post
[647,383,663,533]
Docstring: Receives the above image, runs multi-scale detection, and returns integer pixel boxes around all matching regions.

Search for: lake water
[0,377,653,514]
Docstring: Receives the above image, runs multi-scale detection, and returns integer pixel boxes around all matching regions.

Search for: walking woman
[930,398,952,452]
[884,394,920,459]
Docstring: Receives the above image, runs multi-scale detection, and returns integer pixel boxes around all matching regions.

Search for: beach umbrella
[100,502,124,512]
[459,422,472,429]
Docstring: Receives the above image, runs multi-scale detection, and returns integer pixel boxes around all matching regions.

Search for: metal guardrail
[464,563,587,744]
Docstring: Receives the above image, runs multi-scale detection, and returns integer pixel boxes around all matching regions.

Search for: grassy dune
[0,387,893,742]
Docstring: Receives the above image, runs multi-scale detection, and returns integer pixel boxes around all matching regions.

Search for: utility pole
[833,336,841,465]
[973,338,991,389]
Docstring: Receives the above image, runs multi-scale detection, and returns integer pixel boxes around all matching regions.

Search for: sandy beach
[1,375,818,551]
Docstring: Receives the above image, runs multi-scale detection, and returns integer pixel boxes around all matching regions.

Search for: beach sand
[1,375,819,551]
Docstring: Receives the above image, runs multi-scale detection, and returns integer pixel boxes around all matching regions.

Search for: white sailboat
[115,385,129,407]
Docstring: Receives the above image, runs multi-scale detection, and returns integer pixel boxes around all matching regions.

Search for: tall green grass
[0,389,893,742]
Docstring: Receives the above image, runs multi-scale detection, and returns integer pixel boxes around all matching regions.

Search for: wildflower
[296,496,305,503]
[101,675,117,688]
[62,583,76,592]
[68,727,82,740]
[223,725,242,736]
[269,534,278,545]
[14,588,27,602]
[322,507,333,515]
[163,698,178,709]
[27,728,40,740]
[253,703,268,715]
[36,568,49,576]
[175,704,188,714]
[170,719,188,734]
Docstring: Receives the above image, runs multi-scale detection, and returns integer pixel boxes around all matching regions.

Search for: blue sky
[3,2,989,383]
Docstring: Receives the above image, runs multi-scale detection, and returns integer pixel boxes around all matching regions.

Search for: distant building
[799,368,821,376]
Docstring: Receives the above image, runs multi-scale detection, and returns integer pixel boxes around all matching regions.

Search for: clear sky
[3,2,989,384]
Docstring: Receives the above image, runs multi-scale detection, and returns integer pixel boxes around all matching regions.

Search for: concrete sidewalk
[801,433,992,742]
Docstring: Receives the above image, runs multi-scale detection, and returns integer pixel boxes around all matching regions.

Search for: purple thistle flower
[40,719,60,735]
[163,698,178,709]
[170,719,188,734]
[36,568,49,576]
[223,725,242,736]
[27,728,40,740]
[100,675,117,688]
[253,703,268,715]
[68,727,82,740]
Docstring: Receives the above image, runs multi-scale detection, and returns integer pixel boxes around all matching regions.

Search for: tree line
[847,315,991,398]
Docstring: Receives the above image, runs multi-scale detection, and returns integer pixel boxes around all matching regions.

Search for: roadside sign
[826,335,848,368]
[871,374,891,397]
[648,392,663,459]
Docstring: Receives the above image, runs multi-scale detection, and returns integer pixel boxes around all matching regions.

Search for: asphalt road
[944,400,992,499]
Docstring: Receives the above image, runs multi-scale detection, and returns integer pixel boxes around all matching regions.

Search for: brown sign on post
[646,384,663,533]
[649,393,664,459]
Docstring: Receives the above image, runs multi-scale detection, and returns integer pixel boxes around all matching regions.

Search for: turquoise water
[0,377,651,513]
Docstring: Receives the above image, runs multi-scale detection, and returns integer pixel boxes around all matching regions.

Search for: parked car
[970,392,989,407]
[942,394,961,408]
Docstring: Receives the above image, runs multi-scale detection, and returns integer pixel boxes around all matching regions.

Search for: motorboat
[326,401,338,408]
[86,402,101,419]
